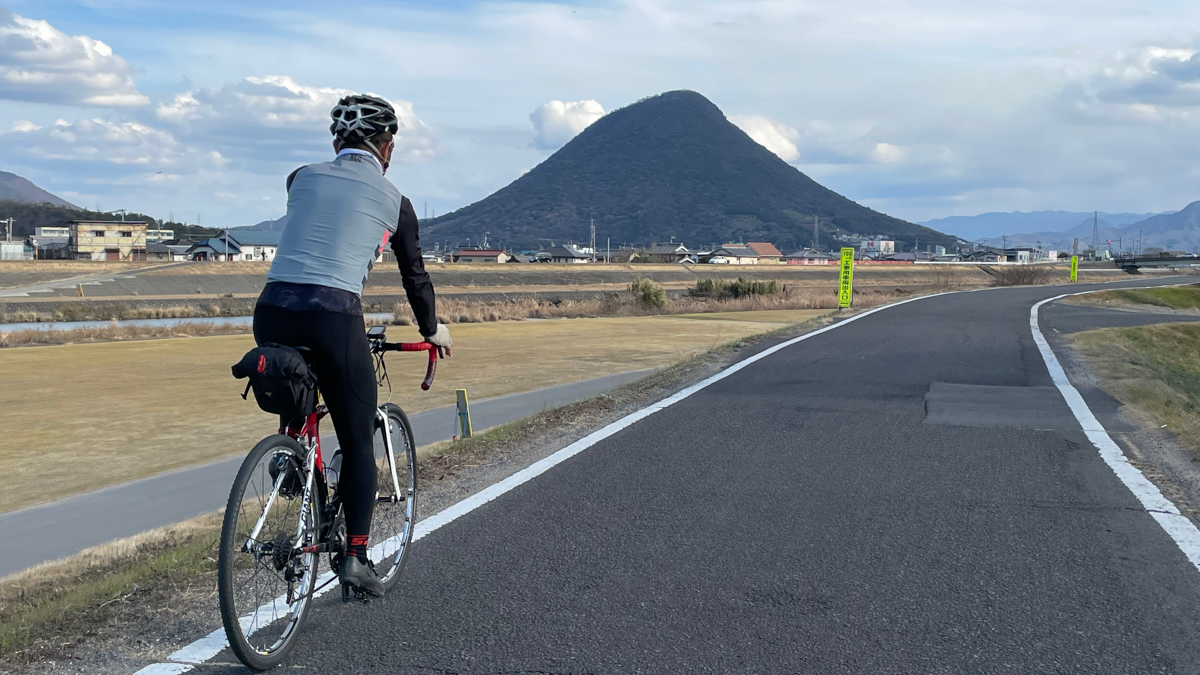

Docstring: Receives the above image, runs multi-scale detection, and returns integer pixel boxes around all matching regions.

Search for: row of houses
[450,242,845,265]
[24,222,285,262]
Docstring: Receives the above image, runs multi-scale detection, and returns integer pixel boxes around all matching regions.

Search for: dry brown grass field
[1072,322,1200,460]
[0,309,829,514]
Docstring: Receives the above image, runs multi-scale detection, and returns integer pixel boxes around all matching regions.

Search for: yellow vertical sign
[838,248,855,308]
[455,389,472,439]
[1070,255,1079,282]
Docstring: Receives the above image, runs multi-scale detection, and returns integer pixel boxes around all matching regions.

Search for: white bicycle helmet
[330,94,400,163]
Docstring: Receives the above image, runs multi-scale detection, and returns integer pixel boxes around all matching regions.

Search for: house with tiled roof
[786,249,835,265]
[453,249,511,263]
[746,242,783,263]
[711,244,759,265]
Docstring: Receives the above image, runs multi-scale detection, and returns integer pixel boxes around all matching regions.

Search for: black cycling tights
[253,304,377,538]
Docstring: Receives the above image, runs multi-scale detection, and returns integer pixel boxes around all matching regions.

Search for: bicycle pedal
[340,582,373,604]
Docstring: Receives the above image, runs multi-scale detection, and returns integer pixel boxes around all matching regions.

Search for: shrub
[688,277,726,299]
[725,278,778,299]
[687,277,778,300]
[53,303,92,322]
[929,268,964,291]
[988,265,1054,287]
[629,278,667,309]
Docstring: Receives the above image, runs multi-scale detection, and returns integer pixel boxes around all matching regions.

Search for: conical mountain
[425,90,955,252]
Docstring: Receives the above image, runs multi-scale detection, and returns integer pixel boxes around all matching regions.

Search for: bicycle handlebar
[380,341,438,390]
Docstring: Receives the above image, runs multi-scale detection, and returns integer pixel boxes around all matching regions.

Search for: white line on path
[132,292,948,674]
[1031,292,1200,572]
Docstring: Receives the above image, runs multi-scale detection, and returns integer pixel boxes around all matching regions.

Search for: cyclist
[253,93,451,598]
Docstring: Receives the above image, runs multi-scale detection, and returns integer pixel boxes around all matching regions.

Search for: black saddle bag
[231,343,317,419]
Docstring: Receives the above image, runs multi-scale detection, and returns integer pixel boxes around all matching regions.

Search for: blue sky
[1,0,1198,227]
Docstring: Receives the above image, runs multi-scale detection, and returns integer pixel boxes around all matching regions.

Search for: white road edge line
[132,291,949,674]
[1031,291,1200,573]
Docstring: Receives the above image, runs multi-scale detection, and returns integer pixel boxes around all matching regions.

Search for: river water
[0,312,395,334]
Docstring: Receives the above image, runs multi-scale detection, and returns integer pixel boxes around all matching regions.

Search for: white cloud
[872,142,907,164]
[0,7,147,105]
[156,75,436,163]
[1063,46,1200,121]
[730,114,800,161]
[529,99,605,150]
[0,117,207,167]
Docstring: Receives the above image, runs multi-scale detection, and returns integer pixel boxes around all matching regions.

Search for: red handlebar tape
[388,341,438,390]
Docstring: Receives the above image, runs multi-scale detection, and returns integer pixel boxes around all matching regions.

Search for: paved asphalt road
[0,369,651,578]
[183,278,1200,674]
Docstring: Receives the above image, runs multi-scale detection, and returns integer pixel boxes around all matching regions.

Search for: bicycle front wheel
[218,435,319,671]
[370,402,418,591]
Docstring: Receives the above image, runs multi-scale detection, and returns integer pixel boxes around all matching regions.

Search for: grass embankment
[1072,322,1200,459]
[0,309,828,513]
[1069,284,1200,312]
[0,321,251,347]
[0,514,221,659]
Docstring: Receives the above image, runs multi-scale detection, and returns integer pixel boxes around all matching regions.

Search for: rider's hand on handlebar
[423,323,452,358]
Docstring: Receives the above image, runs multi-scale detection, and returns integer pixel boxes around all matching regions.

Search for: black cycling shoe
[339,556,384,600]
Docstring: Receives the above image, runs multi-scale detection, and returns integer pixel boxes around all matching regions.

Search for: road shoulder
[1041,301,1200,527]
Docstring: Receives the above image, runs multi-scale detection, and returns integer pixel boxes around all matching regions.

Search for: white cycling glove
[424,323,452,358]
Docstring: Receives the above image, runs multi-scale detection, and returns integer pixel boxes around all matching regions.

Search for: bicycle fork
[376,408,404,504]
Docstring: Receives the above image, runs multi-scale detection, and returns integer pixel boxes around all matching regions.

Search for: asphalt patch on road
[923,382,1081,430]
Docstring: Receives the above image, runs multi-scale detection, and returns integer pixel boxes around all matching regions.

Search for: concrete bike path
[0,262,189,298]
[0,369,652,578]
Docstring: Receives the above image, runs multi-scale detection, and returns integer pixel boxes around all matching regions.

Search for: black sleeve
[285,166,304,192]
[391,196,438,336]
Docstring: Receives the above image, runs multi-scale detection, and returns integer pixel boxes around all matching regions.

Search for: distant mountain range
[423,90,957,252]
[960,203,1200,253]
[0,171,76,208]
[920,211,1162,242]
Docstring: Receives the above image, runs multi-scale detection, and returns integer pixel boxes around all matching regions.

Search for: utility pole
[1,218,12,242]
[590,218,597,263]
[224,229,230,263]
[813,215,819,250]
[1092,211,1099,260]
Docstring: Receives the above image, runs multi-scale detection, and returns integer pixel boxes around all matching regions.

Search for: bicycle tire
[370,402,418,592]
[218,434,319,671]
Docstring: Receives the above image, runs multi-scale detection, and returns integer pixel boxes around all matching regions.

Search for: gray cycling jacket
[267,153,402,295]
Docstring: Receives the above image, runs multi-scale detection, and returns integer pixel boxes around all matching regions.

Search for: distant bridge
[1113,255,1200,273]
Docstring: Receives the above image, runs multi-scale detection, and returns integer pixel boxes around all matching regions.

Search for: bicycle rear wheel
[218,435,319,671]
[370,402,417,591]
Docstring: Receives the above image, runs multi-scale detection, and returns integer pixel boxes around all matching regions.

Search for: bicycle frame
[249,339,432,558]
[241,407,328,554]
